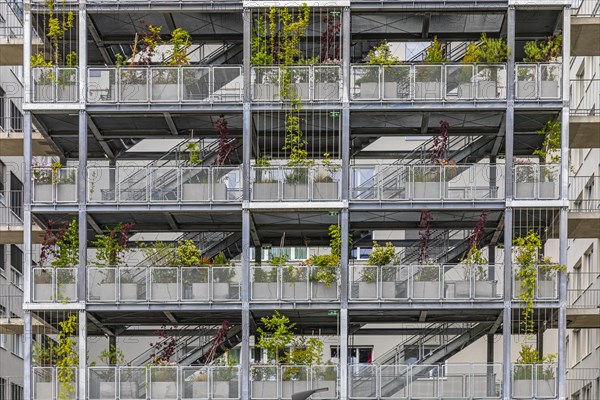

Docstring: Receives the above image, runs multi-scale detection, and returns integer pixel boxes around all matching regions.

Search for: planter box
[283,183,308,201]
[151,283,178,301]
[282,380,309,398]
[254,84,279,101]
[213,283,231,300]
[412,281,440,299]
[252,380,277,398]
[35,85,54,103]
[456,83,473,99]
[453,281,471,298]
[191,381,208,398]
[537,378,556,397]
[415,82,441,100]
[512,379,533,398]
[92,283,115,302]
[477,81,498,99]
[253,282,278,300]
[34,184,53,202]
[282,281,308,300]
[120,381,143,399]
[474,280,496,298]
[359,82,380,99]
[541,81,559,98]
[358,282,377,299]
[539,182,556,199]
[382,82,399,99]
[312,281,337,300]
[34,283,53,302]
[537,280,557,299]
[120,283,142,301]
[313,182,338,200]
[58,85,78,102]
[57,184,76,202]
[151,381,177,399]
[292,83,310,100]
[517,81,536,99]
[253,182,279,201]
[152,83,178,102]
[120,83,148,102]
[56,283,76,301]
[213,381,231,398]
[98,382,116,399]
[314,83,340,100]
[34,382,53,399]
[182,183,210,201]
[413,181,442,199]
[191,282,210,301]
[315,380,337,398]
[515,182,535,199]
[382,281,406,299]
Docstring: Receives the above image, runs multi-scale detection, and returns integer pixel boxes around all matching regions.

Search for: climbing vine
[56,314,78,400]
[39,219,79,267]
[533,118,561,164]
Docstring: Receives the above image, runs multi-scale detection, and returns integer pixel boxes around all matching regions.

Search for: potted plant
[308,255,339,300]
[513,345,557,398]
[151,28,191,102]
[119,367,146,399]
[463,33,508,99]
[415,36,447,99]
[212,352,238,398]
[282,265,309,300]
[186,368,209,399]
[251,365,278,398]
[313,153,339,200]
[253,157,279,200]
[282,337,324,396]
[412,263,440,299]
[533,118,561,199]
[94,345,126,399]
[253,263,279,300]
[524,34,562,98]
[34,268,54,302]
[359,241,396,299]
[358,40,406,99]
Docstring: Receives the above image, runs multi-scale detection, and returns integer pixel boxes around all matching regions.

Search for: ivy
[56,314,78,400]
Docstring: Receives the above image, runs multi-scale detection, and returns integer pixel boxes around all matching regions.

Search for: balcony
[348,363,503,399]
[0,1,27,65]
[251,365,338,399]
[571,0,600,56]
[32,267,78,303]
[568,175,600,238]
[33,367,77,400]
[251,65,341,102]
[87,66,242,104]
[567,272,600,328]
[350,164,504,202]
[251,166,341,202]
[511,364,558,399]
[570,79,600,147]
[87,266,241,303]
[513,164,560,200]
[32,167,78,203]
[349,264,504,302]
[250,265,339,302]
[515,63,562,101]
[32,68,79,103]
[512,265,560,301]
[87,166,242,205]
[350,64,508,101]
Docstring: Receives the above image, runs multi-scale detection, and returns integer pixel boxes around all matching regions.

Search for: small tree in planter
[152,28,192,101]
[256,311,295,364]
[94,345,127,398]
[313,153,339,200]
[281,337,324,397]
[524,34,562,98]
[533,118,561,198]
[307,225,351,299]
[359,241,396,299]
[174,240,209,301]
[463,33,508,99]
[282,264,309,301]
[92,223,134,300]
[513,345,557,398]
[357,40,406,99]
[415,36,447,99]
[254,156,279,200]
[212,252,236,300]
[148,326,179,399]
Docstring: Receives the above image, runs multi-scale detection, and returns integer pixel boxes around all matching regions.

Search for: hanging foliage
[39,219,79,267]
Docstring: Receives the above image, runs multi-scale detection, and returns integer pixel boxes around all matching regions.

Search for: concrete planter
[359,82,380,99]
[191,282,210,301]
[512,379,533,398]
[191,381,208,398]
[313,182,338,200]
[34,184,53,202]
[315,381,337,398]
[57,184,76,202]
[517,81,536,99]
[97,283,116,302]
[314,83,340,100]
[119,283,141,301]
[56,283,76,301]
[282,281,308,300]
[150,283,178,301]
[254,84,279,101]
[536,378,556,397]
[382,281,405,299]
[120,83,148,102]
[34,283,53,302]
[382,82,400,99]
[35,85,54,103]
[515,182,535,199]
[283,183,309,201]
[98,382,116,399]
[152,83,178,102]
[412,281,440,299]
[120,381,143,399]
[58,85,78,102]
[456,83,474,99]
[253,282,278,300]
[312,281,337,300]
[414,82,441,100]
[182,183,210,201]
[253,182,279,201]
[539,182,556,199]
[453,281,471,298]
[537,280,556,299]
[213,283,231,300]
[213,381,231,398]
[151,381,177,399]
[252,381,277,398]
[358,282,377,299]
[282,380,309,398]
[540,81,559,98]
[413,181,442,199]
[34,382,53,399]
[292,83,310,100]
[474,281,496,298]
[477,80,498,99]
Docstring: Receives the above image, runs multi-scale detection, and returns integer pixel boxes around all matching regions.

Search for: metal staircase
[200,43,243,65]
[408,41,479,63]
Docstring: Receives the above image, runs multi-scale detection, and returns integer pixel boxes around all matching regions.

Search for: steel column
[339,209,349,400]
[23,311,32,400]
[23,0,32,104]
[78,111,88,303]
[241,210,251,400]
[78,310,87,400]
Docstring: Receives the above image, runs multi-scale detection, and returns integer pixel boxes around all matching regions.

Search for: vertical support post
[23,112,32,304]
[241,210,251,400]
[242,8,252,202]
[557,8,570,400]
[505,6,515,201]
[487,333,495,397]
[24,311,32,400]
[78,111,88,302]
[341,7,351,104]
[79,0,87,105]
[339,209,349,400]
[23,0,32,104]
[78,310,87,400]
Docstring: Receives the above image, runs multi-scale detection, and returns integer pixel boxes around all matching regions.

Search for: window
[12,334,22,358]
[10,383,22,400]
[330,346,373,363]
[9,173,22,219]
[0,244,5,274]
[9,101,22,131]
[574,329,582,363]
[0,87,5,131]
[0,160,5,192]
[0,377,5,400]
[10,245,23,288]
[0,305,5,349]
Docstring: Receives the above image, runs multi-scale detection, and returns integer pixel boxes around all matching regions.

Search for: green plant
[533,118,561,164]
[92,223,134,266]
[213,252,235,283]
[368,241,396,267]
[167,28,192,66]
[175,240,203,266]
[284,337,324,378]
[514,344,557,380]
[33,339,57,366]
[56,314,78,400]
[254,267,278,283]
[462,33,508,63]
[185,141,202,165]
[139,241,176,267]
[256,311,295,363]
[423,36,448,63]
[39,219,79,268]
[98,344,127,365]
[524,34,562,63]
[251,14,275,66]
[212,351,237,380]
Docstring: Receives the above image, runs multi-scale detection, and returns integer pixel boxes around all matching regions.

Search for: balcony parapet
[251,166,341,202]
[569,175,599,211]
[513,164,560,200]
[251,364,338,399]
[568,272,600,309]
[512,265,561,301]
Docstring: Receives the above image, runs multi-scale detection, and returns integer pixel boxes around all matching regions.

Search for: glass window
[9,101,22,131]
[12,334,22,357]
[0,377,5,400]
[0,87,5,131]
[10,383,22,400]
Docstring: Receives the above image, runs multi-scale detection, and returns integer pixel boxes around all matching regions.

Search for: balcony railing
[251,166,341,202]
[32,68,79,103]
[33,367,77,400]
[570,79,599,115]
[32,267,78,303]
[87,266,241,303]
[349,264,503,301]
[351,164,504,201]
[32,167,78,203]
[572,0,600,16]
[566,368,600,398]
[568,272,600,308]
[88,166,242,204]
[251,365,338,399]
[512,265,560,301]
[511,364,557,399]
[87,66,242,103]
[350,63,508,101]
[348,363,503,399]
[513,164,560,200]
[515,63,562,100]
[0,1,24,39]
[251,65,341,102]
[250,265,339,301]
[569,175,599,211]
[0,190,23,225]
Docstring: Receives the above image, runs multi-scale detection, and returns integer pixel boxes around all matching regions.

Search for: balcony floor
[568,211,600,239]
[570,115,600,148]
[571,17,600,56]
[567,308,600,329]
[0,131,56,156]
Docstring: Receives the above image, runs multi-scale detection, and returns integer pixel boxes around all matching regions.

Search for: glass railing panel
[149,167,179,202]
[379,165,409,201]
[253,67,280,101]
[351,65,380,100]
[414,65,443,100]
[118,166,148,203]
[32,267,77,302]
[33,367,77,400]
[181,367,209,399]
[149,367,178,399]
[88,267,117,302]
[119,68,149,102]
[118,367,147,399]
[212,366,240,399]
[214,166,243,201]
[212,266,241,301]
[32,67,78,103]
[512,364,557,399]
[88,167,116,203]
[282,167,309,201]
[119,267,147,302]
[382,65,411,100]
[150,267,179,302]
[252,167,282,201]
[446,64,475,101]
[181,267,210,302]
[349,364,377,399]
[311,365,338,399]
[281,265,309,301]
[88,68,117,103]
[352,265,379,300]
[281,365,310,399]
[151,68,180,102]
[252,266,279,301]
[32,167,77,203]
[314,65,341,101]
[514,164,560,200]
[288,66,310,101]
[310,265,339,300]
[412,165,443,200]
[516,64,537,100]
[89,367,117,400]
[181,167,212,202]
[540,64,561,99]
[476,65,506,100]
[410,265,442,299]
[182,67,211,102]
[350,166,377,200]
[513,265,559,301]
[212,66,243,102]
[379,365,409,399]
